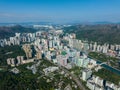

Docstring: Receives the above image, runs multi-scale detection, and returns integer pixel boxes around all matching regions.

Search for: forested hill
[0,25,37,39]
[63,24,120,44]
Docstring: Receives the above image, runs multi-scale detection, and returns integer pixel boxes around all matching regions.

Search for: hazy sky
[0,0,120,23]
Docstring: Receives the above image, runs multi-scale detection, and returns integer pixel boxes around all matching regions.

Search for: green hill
[0,25,37,39]
[64,24,120,44]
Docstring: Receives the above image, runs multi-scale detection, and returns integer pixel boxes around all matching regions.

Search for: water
[96,61,120,75]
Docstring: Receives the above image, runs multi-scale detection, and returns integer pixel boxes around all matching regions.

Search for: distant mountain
[0,22,53,26]
[0,25,37,39]
[61,21,120,25]
[90,21,120,25]
[64,24,120,44]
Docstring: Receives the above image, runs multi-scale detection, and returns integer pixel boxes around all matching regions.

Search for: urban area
[0,25,120,90]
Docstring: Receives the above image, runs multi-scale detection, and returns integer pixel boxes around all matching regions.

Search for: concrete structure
[76,57,89,68]
[7,58,15,66]
[57,55,68,66]
[17,56,24,65]
[22,44,32,59]
[10,67,20,74]
[36,51,42,59]
[82,69,92,81]
[43,66,59,75]
[94,85,104,90]
[86,81,95,90]
[92,75,104,87]
[22,59,34,64]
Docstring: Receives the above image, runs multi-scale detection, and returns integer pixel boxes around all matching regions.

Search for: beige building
[17,56,24,65]
[36,51,42,59]
[7,58,15,66]
[22,44,32,59]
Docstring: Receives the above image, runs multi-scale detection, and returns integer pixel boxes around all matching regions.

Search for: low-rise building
[43,66,59,75]
[10,67,19,74]
[86,80,95,90]
[92,75,104,87]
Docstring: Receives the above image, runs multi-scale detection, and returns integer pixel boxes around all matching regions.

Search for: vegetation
[0,25,37,39]
[69,66,82,76]
[89,52,120,85]
[64,24,120,44]
[0,59,80,90]
[0,62,51,90]
[93,68,120,85]
[0,45,26,66]
[89,52,109,62]
[88,52,120,69]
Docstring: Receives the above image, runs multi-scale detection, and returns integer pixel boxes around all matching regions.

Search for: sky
[0,0,120,23]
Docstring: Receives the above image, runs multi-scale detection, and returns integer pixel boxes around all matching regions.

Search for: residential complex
[1,25,120,90]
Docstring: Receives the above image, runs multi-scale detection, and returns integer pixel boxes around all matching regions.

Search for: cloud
[0,12,55,22]
[0,13,15,17]
[0,13,52,19]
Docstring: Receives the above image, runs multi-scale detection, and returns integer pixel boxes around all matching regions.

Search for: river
[97,61,120,75]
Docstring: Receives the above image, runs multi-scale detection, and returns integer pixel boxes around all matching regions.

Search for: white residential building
[82,69,92,81]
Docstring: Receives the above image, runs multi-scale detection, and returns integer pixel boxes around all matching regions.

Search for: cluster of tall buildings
[7,56,24,66]
[7,58,15,66]
[33,31,93,68]
[0,29,61,47]
[0,31,46,47]
[88,42,120,57]
[3,26,120,90]
[22,44,33,59]
[0,33,20,47]
[80,67,120,90]
[68,37,120,57]
[85,74,120,90]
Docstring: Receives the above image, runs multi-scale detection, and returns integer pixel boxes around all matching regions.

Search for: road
[44,59,87,90]
[60,66,86,90]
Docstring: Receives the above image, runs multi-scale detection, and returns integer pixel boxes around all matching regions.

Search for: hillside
[63,24,120,44]
[0,25,37,39]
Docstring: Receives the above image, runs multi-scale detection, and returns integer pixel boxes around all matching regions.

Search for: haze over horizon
[0,0,120,23]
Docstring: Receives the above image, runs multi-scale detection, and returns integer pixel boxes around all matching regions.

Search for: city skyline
[0,0,120,23]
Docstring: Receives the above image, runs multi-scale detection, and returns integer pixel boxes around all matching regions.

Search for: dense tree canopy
[0,25,37,39]
[64,24,120,44]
